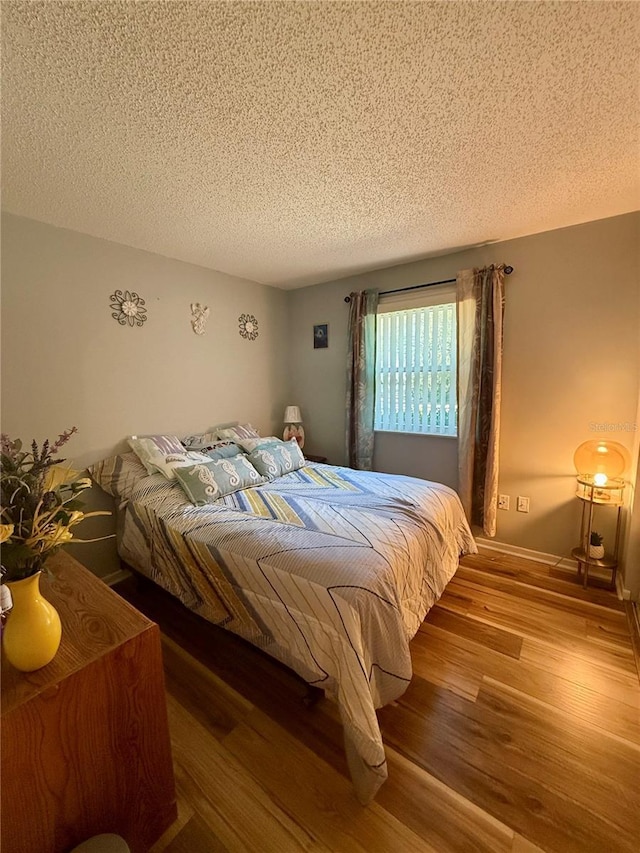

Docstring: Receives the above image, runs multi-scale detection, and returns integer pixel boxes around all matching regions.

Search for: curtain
[346,289,379,469]
[457,265,506,537]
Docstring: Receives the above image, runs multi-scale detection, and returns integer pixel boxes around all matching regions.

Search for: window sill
[374,430,458,440]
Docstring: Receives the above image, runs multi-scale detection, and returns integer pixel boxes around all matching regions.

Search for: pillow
[150,450,212,480]
[181,431,218,450]
[88,451,149,500]
[128,435,184,474]
[174,455,264,505]
[205,441,244,461]
[247,438,306,480]
[215,423,260,441]
[235,436,281,453]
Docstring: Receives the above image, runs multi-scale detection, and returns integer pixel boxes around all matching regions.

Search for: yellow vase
[3,572,62,672]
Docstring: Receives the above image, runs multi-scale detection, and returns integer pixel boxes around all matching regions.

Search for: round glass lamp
[574,439,629,504]
[573,440,629,484]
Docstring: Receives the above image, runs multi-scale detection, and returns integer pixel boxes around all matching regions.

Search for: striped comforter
[117,462,476,802]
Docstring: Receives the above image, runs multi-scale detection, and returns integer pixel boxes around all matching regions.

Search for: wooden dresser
[1,551,177,853]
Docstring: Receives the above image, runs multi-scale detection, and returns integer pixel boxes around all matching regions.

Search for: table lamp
[283,406,305,449]
[573,439,629,503]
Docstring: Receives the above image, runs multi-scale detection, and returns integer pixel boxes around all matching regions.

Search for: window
[374,286,457,436]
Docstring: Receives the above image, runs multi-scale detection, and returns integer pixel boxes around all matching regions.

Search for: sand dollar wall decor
[238,313,259,340]
[110,290,148,327]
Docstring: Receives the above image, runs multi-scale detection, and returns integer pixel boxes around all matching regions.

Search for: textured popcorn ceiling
[2,1,639,288]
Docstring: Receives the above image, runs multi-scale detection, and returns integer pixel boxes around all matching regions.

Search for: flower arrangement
[0,427,109,582]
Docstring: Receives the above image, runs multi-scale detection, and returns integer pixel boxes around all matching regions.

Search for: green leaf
[62,499,84,511]
[1,542,38,571]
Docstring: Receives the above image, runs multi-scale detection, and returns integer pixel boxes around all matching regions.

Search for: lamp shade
[284,406,302,424]
[573,440,630,484]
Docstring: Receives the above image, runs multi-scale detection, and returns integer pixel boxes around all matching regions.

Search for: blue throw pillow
[205,441,244,461]
[174,455,264,505]
[247,439,306,480]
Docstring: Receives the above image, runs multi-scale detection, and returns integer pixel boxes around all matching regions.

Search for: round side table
[571,476,624,590]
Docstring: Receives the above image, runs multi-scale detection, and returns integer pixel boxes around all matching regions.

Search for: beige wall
[1,213,289,578]
[3,212,638,593]
[287,213,640,592]
[621,327,640,599]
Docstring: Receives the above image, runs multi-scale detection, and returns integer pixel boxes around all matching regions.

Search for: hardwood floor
[114,550,640,853]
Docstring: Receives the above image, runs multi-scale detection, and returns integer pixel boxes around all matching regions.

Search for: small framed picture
[313,323,328,349]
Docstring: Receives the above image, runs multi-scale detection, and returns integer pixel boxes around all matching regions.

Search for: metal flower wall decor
[238,313,259,341]
[110,290,148,327]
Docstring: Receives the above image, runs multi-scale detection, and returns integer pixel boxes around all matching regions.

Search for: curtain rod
[343,265,514,303]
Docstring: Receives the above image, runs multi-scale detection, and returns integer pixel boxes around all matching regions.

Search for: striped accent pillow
[128,435,184,474]
[89,452,148,500]
[215,423,260,441]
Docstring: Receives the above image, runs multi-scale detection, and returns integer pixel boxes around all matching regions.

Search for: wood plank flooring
[114,550,640,853]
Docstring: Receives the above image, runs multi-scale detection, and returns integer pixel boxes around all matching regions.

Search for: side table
[571,476,624,589]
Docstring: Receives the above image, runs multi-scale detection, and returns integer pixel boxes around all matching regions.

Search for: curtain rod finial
[504,265,514,275]
[344,295,351,303]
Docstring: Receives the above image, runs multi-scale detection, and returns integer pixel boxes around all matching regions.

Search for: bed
[91,451,476,803]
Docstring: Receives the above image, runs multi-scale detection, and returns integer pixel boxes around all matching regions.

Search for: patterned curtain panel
[457,265,506,537]
[346,289,379,470]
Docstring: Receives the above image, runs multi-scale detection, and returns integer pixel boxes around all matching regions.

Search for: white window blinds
[374,289,457,436]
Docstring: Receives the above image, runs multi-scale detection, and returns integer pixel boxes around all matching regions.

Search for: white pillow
[88,452,149,500]
[128,435,184,474]
[149,450,212,480]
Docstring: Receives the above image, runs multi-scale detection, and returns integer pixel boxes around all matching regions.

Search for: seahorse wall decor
[190,303,210,335]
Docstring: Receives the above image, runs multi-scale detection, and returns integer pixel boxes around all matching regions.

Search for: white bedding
[110,461,476,802]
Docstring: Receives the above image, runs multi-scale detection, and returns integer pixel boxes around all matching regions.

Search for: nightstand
[571,476,624,589]
[1,551,177,853]
[304,454,328,463]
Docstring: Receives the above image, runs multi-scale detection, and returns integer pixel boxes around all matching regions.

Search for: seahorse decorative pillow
[247,438,305,480]
[174,455,264,505]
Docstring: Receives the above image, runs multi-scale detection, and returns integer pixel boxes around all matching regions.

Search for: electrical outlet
[498,494,510,510]
[517,496,530,513]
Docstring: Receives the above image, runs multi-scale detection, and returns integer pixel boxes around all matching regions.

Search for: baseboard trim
[103,567,131,587]
[624,600,640,684]
[475,536,633,600]
[616,572,631,601]
[475,537,576,571]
